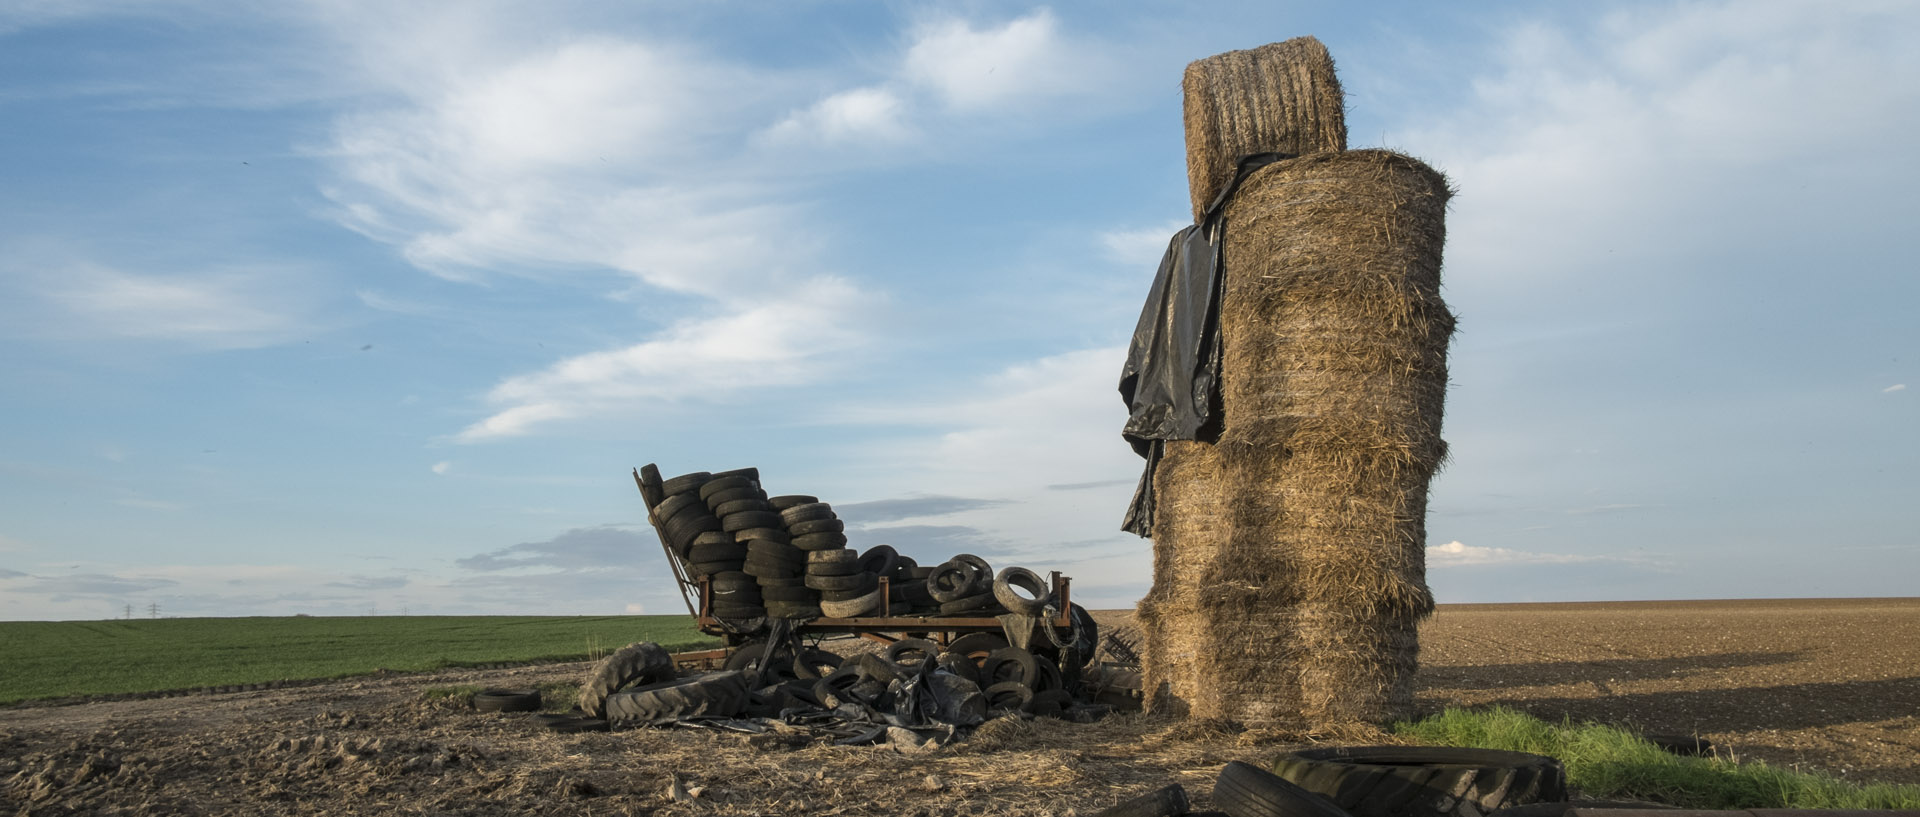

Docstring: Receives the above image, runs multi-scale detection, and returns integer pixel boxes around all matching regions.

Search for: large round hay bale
[1139,149,1452,729]
[1182,37,1346,222]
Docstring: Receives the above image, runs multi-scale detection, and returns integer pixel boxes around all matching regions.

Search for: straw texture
[1138,149,1453,730]
[1182,37,1347,222]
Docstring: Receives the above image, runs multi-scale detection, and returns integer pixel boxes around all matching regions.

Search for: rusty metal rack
[633,466,1074,650]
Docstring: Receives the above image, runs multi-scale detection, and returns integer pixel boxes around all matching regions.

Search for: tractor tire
[1271,747,1567,817]
[578,641,676,718]
[603,671,750,725]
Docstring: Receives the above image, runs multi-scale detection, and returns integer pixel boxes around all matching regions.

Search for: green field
[0,615,719,705]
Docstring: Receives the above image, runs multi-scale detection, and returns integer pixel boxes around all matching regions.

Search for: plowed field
[2,598,1914,815]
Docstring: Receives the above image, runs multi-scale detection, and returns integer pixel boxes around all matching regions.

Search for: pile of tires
[647,467,1079,626]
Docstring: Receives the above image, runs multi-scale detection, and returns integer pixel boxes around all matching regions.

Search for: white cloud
[1427,540,1602,567]
[902,8,1093,112]
[765,86,913,144]
[1412,1,1920,296]
[431,461,452,475]
[458,277,873,441]
[1885,384,1907,393]
[623,602,646,614]
[763,8,1116,144]
[1099,220,1189,267]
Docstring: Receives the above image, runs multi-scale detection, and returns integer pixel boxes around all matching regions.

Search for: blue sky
[1,1,1914,621]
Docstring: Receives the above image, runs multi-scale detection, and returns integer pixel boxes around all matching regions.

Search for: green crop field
[0,615,720,705]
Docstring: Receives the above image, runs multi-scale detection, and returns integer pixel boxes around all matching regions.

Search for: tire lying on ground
[1270,746,1568,817]
[578,641,677,718]
[474,689,542,712]
[604,671,751,725]
[533,712,612,733]
[1216,761,1351,817]
[1093,783,1190,817]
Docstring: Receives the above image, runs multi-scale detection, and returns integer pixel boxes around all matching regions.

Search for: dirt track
[2,598,1916,815]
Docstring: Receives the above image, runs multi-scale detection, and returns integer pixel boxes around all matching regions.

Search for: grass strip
[1394,706,1920,810]
[0,615,719,704]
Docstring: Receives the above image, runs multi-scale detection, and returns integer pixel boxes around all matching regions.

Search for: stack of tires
[927,555,1003,617]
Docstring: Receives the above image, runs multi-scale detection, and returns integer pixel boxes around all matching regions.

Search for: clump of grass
[1394,707,1920,810]
[536,681,580,713]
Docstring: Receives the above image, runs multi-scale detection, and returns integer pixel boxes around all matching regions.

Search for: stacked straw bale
[1136,112,1453,725]
[1181,37,1346,222]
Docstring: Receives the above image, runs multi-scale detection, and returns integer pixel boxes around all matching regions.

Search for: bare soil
[3,598,1915,815]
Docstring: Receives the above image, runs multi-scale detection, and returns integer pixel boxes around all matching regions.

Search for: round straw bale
[1141,150,1451,729]
[1183,37,1347,221]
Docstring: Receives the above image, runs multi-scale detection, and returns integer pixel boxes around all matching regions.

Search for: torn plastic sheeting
[1118,151,1295,536]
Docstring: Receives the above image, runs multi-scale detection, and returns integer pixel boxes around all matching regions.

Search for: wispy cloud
[762,8,1119,145]
[431,461,452,475]
[838,495,1013,524]
[1885,384,1907,393]
[1098,221,1188,267]
[457,278,872,440]
[3,259,315,349]
[1427,540,1602,567]
[457,525,653,572]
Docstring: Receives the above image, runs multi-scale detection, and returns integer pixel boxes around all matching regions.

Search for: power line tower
[124,603,132,620]
[148,602,160,619]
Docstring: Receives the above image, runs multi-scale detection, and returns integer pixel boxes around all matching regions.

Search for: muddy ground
[3,598,1915,815]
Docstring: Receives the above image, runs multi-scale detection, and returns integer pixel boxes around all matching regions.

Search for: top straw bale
[1182,37,1347,221]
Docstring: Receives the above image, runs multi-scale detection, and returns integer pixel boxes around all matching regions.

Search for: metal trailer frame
[632,465,1075,653]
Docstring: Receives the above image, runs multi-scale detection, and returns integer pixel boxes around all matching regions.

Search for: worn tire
[1026,688,1074,719]
[939,591,999,616]
[856,545,899,577]
[936,651,984,686]
[789,518,845,536]
[793,531,849,550]
[474,689,541,712]
[993,566,1052,615]
[1489,802,1678,817]
[982,681,1031,712]
[698,475,757,500]
[722,510,784,532]
[578,641,676,718]
[1093,784,1189,817]
[927,563,976,602]
[1271,747,1568,817]
[982,647,1040,687]
[805,571,874,592]
[883,638,941,669]
[534,713,611,733]
[732,526,792,545]
[1216,761,1351,817]
[779,502,836,525]
[819,587,882,618]
[768,495,817,510]
[652,492,704,525]
[714,498,773,518]
[944,632,1008,665]
[660,471,711,497]
[603,671,750,725]
[689,541,748,564]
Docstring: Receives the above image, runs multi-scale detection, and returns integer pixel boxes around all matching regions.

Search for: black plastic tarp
[1118,152,1294,536]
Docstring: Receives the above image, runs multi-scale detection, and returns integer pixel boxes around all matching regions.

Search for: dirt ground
[1414,597,1920,787]
[3,598,1916,815]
